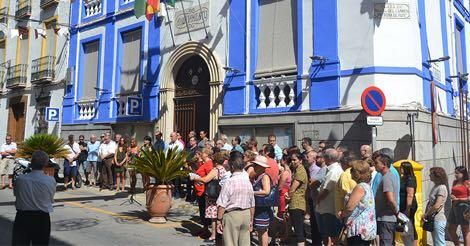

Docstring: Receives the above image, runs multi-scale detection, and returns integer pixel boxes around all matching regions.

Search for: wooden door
[7,96,26,142]
[174,99,196,143]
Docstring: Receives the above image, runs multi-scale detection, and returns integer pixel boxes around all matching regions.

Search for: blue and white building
[63,0,470,174]
[61,0,160,138]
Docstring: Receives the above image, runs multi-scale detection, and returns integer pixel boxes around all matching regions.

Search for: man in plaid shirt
[216,152,255,246]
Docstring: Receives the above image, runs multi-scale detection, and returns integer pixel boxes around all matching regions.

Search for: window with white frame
[255,0,297,78]
[120,28,142,94]
[82,40,99,99]
[455,25,464,74]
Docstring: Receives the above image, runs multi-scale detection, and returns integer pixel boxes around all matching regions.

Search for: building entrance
[173,55,210,143]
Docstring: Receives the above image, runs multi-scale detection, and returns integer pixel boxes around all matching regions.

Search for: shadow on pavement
[0,214,73,246]
[52,218,100,231]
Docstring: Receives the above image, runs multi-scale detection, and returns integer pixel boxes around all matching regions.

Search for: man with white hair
[166,132,184,153]
[220,134,232,151]
[360,145,372,160]
[316,148,343,245]
[12,150,56,245]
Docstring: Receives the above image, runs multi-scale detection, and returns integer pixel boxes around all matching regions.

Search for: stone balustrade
[252,76,296,109]
[77,100,96,120]
[84,0,102,17]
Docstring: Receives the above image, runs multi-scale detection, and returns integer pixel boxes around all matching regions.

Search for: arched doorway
[173,55,210,142]
[157,41,224,140]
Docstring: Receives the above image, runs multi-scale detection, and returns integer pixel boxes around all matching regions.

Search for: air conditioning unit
[65,66,74,86]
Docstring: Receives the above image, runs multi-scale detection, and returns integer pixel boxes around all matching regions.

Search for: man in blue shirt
[86,134,100,187]
[268,134,283,162]
[153,131,165,152]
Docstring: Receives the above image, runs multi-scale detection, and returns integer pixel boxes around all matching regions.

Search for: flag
[9,29,19,39]
[35,28,47,39]
[145,4,155,21]
[57,28,69,37]
[148,0,160,11]
[134,0,146,18]
[167,0,175,7]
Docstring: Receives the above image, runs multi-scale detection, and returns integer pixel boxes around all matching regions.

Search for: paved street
[0,186,210,246]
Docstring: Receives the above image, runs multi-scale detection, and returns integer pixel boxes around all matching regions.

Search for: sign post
[361,86,387,151]
[45,107,60,122]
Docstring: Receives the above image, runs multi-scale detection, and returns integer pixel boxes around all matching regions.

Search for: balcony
[6,64,28,89]
[252,76,296,109]
[0,69,5,92]
[31,56,55,84]
[84,0,102,18]
[77,99,96,120]
[0,7,8,25]
[40,0,59,9]
[16,0,31,19]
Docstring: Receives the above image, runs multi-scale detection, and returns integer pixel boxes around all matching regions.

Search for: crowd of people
[0,131,469,245]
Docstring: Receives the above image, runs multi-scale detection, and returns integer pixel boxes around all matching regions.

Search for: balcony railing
[31,56,55,84]
[252,76,296,109]
[0,70,5,92]
[40,0,59,9]
[16,0,31,18]
[6,64,28,89]
[77,99,96,120]
[0,7,8,25]
[84,0,102,17]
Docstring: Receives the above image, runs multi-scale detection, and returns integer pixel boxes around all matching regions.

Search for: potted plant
[130,147,189,224]
[16,134,69,177]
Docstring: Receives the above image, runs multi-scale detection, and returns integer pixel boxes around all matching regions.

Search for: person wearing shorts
[0,134,17,189]
[63,135,80,190]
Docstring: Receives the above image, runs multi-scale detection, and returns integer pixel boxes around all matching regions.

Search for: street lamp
[222,66,240,73]
[427,56,450,63]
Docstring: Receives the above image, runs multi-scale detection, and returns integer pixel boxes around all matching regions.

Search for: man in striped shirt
[216,151,255,246]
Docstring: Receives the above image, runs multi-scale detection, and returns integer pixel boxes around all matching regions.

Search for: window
[34,98,49,134]
[0,40,5,64]
[120,28,141,94]
[44,20,56,57]
[255,0,297,78]
[18,30,29,64]
[455,25,465,74]
[82,40,99,99]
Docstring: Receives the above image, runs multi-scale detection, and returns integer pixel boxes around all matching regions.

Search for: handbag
[423,204,443,232]
[205,168,221,199]
[255,185,279,207]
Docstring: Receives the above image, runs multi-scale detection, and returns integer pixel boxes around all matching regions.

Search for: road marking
[61,200,184,229]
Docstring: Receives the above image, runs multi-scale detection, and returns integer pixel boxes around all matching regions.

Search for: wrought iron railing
[31,56,55,83]
[16,0,31,18]
[40,0,59,9]
[0,7,8,25]
[6,64,27,89]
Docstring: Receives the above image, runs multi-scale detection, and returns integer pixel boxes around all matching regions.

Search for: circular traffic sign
[361,86,386,116]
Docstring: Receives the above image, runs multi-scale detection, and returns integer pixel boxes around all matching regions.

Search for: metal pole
[409,112,417,161]
[371,126,377,152]
[460,86,466,167]
[164,3,176,47]
[196,0,209,39]
[465,89,469,168]
[179,0,192,41]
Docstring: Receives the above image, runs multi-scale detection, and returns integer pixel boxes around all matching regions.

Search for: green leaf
[129,147,189,185]
[17,134,69,160]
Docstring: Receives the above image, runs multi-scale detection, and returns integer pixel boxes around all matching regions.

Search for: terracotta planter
[42,167,55,177]
[146,184,172,224]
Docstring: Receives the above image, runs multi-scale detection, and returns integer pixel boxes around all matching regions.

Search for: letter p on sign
[46,107,60,122]
[126,97,143,116]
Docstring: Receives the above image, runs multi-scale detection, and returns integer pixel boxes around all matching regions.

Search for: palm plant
[130,147,189,185]
[16,134,69,159]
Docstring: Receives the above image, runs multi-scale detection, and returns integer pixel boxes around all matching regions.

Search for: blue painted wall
[63,0,160,125]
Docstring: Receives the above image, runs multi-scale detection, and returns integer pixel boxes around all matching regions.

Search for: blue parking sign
[45,107,60,122]
[127,97,143,116]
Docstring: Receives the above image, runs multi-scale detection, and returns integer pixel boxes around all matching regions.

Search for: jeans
[432,220,446,246]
